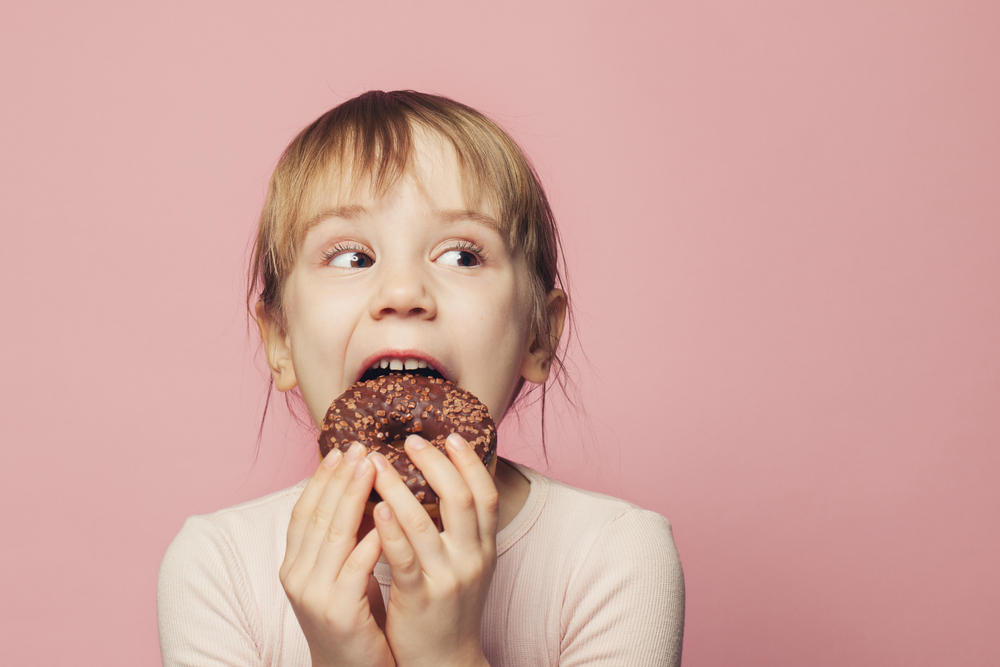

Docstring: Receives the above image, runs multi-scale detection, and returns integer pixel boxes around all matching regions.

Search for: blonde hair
[248,90,568,416]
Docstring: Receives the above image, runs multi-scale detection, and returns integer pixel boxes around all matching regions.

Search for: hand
[368,433,498,667]
[280,442,395,667]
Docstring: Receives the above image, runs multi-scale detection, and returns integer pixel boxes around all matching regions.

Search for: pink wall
[2,1,997,665]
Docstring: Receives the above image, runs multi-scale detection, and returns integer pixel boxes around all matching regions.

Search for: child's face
[260,132,547,428]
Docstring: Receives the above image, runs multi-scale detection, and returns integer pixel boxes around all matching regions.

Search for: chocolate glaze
[318,373,497,507]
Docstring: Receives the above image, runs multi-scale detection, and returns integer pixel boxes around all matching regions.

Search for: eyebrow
[436,209,503,234]
[303,205,369,231]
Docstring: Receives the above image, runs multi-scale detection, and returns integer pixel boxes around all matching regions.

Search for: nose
[369,262,437,320]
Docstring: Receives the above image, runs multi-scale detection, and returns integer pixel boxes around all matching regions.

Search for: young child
[157,90,684,667]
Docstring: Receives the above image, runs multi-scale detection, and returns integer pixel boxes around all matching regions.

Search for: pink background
[2,1,997,665]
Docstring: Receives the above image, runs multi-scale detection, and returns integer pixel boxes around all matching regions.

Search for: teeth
[369,357,437,375]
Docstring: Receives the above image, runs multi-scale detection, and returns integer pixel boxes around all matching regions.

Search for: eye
[436,250,480,267]
[435,241,486,268]
[331,251,374,268]
[323,244,375,269]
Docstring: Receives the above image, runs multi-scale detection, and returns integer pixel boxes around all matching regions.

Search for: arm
[157,516,263,667]
[560,509,685,667]
[158,444,393,667]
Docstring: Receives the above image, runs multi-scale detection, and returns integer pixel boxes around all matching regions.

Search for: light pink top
[158,463,685,666]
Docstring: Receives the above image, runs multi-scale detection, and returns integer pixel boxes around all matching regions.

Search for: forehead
[297,129,502,235]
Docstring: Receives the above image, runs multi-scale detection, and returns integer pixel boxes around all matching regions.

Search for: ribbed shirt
[157,462,685,666]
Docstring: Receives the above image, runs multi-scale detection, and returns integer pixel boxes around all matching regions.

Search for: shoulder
[186,478,308,534]
[159,479,307,577]
[514,465,680,561]
[505,464,683,597]
[504,466,685,666]
[156,481,309,659]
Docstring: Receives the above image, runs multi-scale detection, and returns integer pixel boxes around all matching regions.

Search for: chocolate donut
[318,373,497,516]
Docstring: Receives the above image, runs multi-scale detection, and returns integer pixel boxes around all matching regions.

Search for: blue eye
[327,250,374,268]
[437,249,481,268]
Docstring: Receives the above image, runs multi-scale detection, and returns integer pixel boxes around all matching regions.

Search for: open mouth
[359,357,446,383]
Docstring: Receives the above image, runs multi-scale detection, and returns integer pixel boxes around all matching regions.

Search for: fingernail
[407,435,428,450]
[376,503,393,521]
[322,449,343,468]
[346,442,365,462]
[367,452,387,472]
[353,456,372,478]
[447,433,468,450]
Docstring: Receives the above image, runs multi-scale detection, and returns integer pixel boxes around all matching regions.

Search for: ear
[519,289,567,385]
[255,301,298,392]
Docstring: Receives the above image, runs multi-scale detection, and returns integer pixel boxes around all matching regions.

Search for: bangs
[285,92,539,250]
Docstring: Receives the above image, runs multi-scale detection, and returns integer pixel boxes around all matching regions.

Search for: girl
[158,90,684,667]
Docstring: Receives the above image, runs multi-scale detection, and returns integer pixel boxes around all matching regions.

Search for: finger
[370,449,447,570]
[445,433,500,547]
[371,499,423,591]
[366,574,386,632]
[406,434,481,546]
[282,448,343,576]
[311,454,377,585]
[295,442,367,573]
[329,525,383,606]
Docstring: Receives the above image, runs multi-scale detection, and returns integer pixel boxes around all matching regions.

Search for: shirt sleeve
[559,509,685,667]
[157,516,264,667]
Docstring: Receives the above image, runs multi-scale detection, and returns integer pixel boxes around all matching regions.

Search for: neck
[494,458,530,531]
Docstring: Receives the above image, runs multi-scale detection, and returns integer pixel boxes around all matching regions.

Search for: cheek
[474,280,530,347]
[282,280,360,420]
[468,282,534,400]
[285,275,356,357]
